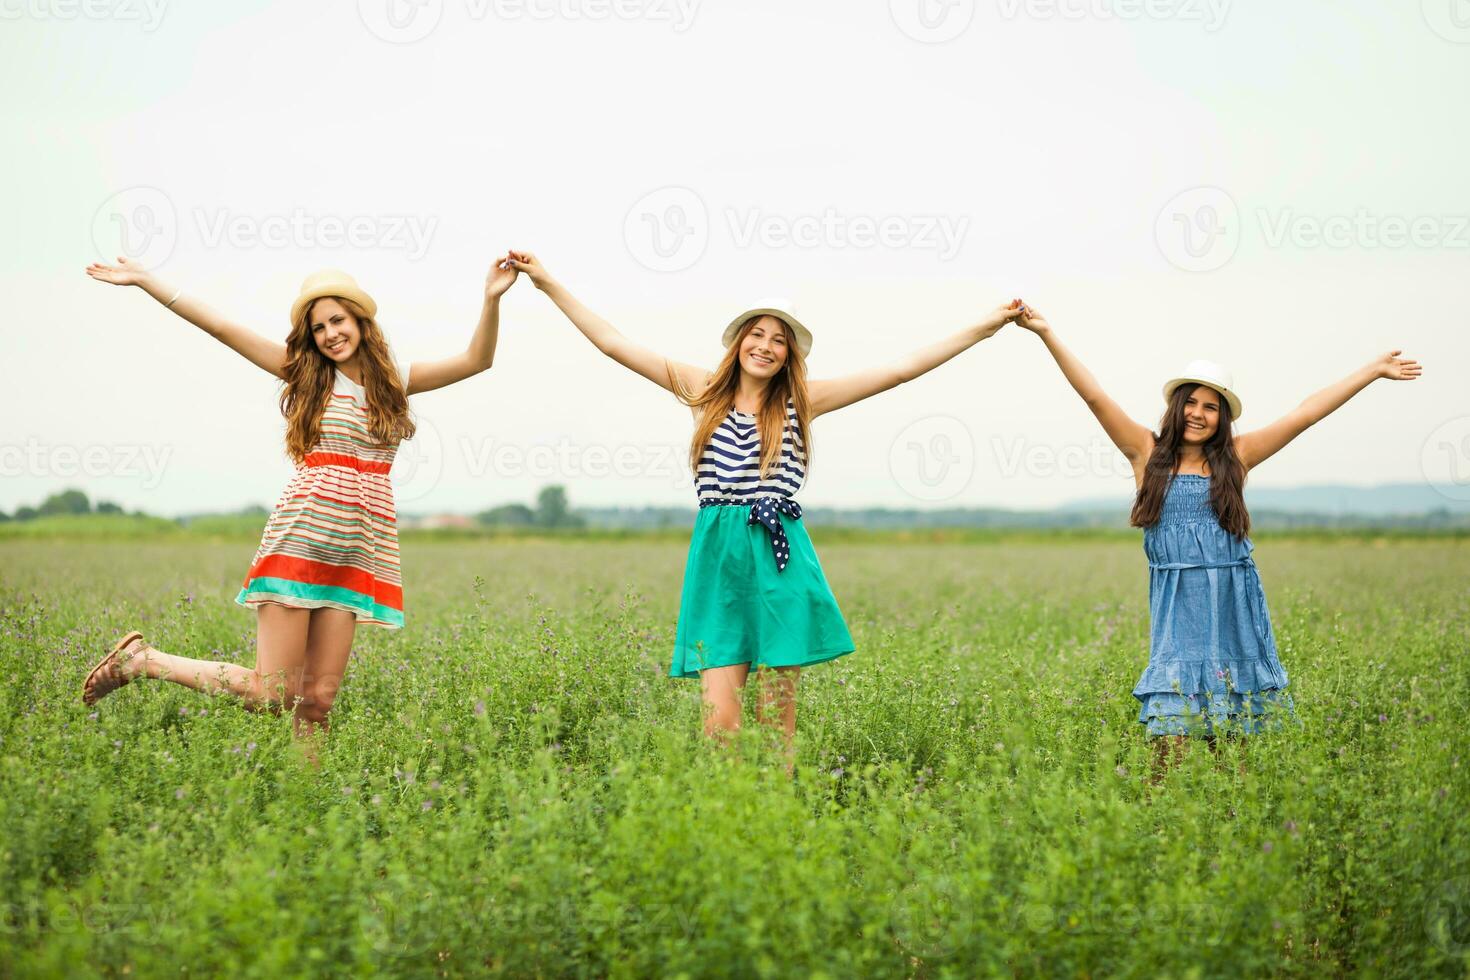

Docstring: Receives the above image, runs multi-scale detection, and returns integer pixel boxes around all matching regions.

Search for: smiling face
[1180,384,1223,445]
[308,297,362,366]
[737,315,789,380]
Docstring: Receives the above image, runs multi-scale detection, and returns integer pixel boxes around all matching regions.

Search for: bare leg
[1212,729,1247,776]
[699,663,750,741]
[85,603,310,711]
[754,665,800,774]
[291,608,357,765]
[1149,735,1189,785]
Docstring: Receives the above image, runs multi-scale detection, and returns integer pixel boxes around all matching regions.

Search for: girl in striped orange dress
[80,259,519,751]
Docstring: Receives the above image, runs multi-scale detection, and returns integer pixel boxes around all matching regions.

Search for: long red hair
[280,296,415,463]
[667,316,813,479]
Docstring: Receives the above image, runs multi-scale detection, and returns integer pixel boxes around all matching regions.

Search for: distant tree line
[0,489,139,523]
[476,485,585,529]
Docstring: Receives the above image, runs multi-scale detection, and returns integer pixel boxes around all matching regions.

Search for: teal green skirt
[670,503,855,678]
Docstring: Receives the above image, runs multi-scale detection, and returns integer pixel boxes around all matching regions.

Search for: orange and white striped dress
[236,360,409,628]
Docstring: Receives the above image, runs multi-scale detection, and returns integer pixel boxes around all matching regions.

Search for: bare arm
[1016,305,1154,463]
[402,256,517,396]
[85,257,286,378]
[507,250,707,397]
[809,301,1026,417]
[1235,351,1422,470]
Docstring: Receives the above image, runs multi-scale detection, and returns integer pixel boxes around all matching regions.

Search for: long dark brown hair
[1130,383,1249,537]
[280,296,415,463]
[667,315,813,479]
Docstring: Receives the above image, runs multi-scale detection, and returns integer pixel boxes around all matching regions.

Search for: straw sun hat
[289,269,377,327]
[1162,359,1244,420]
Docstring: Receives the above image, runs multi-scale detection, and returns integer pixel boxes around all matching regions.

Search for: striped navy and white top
[695,399,807,505]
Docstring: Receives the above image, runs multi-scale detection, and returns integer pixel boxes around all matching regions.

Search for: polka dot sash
[700,495,802,572]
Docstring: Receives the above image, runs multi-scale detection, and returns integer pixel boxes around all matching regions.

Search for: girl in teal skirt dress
[1014,303,1421,773]
[507,250,1026,749]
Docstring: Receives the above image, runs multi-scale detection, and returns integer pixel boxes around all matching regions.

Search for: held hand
[979,298,1029,338]
[506,250,551,290]
[485,254,518,301]
[85,256,151,288]
[1014,301,1052,336]
[1374,350,1423,382]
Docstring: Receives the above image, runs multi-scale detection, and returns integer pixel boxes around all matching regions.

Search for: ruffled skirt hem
[1132,656,1289,700]
[1136,688,1297,737]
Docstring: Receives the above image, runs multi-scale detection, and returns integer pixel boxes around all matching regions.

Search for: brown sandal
[81,631,145,706]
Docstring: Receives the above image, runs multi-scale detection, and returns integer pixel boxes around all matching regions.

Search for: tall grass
[1,535,1466,977]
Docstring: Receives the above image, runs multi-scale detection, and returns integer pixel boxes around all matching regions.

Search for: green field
[1,532,1467,977]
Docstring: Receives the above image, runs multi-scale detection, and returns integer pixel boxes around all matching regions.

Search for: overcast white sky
[3,0,1467,515]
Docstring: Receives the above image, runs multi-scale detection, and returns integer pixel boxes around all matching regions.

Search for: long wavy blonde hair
[280,296,415,463]
[666,315,813,479]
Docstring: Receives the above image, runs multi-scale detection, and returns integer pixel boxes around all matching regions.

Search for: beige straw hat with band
[1162,359,1244,420]
[290,269,377,327]
[722,297,813,357]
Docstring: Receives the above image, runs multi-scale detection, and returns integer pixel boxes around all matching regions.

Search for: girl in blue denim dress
[1014,303,1421,771]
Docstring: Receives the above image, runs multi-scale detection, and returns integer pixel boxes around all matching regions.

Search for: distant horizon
[11,477,1469,522]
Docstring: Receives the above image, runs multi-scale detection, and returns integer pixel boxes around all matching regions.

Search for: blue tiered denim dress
[1132,474,1294,736]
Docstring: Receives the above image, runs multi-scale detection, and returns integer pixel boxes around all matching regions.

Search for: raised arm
[808,301,1026,417]
[85,257,286,378]
[401,256,516,396]
[1235,351,1422,470]
[507,250,708,397]
[1016,305,1153,464]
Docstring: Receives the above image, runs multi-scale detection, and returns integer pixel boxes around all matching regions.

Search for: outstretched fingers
[84,256,142,286]
[1385,350,1423,380]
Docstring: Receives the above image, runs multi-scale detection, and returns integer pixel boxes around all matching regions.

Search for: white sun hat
[1163,359,1243,420]
[721,298,813,357]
